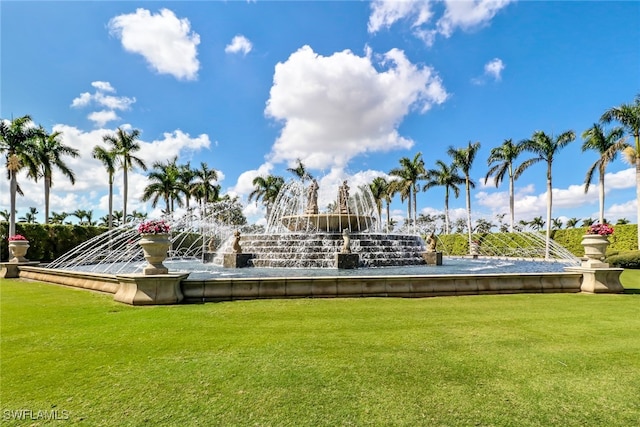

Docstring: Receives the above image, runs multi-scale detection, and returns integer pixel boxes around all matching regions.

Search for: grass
[1,275,640,426]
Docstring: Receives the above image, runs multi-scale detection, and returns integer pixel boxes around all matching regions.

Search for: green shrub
[605,250,640,269]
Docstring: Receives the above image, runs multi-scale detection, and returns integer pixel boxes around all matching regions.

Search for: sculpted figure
[231,230,242,254]
[341,228,351,254]
[306,179,319,214]
[337,180,350,214]
[426,232,437,252]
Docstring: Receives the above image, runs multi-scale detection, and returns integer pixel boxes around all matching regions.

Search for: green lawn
[1,276,639,426]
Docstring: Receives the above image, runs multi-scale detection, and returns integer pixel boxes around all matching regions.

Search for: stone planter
[139,233,171,275]
[581,234,610,262]
[8,240,30,263]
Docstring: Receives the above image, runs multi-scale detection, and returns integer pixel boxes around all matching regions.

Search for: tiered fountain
[216,179,428,268]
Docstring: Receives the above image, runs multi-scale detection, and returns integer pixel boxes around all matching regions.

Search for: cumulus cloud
[71,81,135,127]
[264,45,448,171]
[472,58,505,84]
[225,35,253,56]
[108,8,200,81]
[369,0,513,46]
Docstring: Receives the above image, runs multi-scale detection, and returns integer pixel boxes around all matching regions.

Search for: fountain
[229,179,429,268]
[11,179,619,306]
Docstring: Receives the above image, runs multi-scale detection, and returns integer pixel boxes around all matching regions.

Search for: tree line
[2,95,639,251]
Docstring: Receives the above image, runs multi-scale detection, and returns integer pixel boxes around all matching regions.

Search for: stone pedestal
[422,251,443,266]
[203,252,216,264]
[114,273,189,305]
[335,253,359,269]
[223,253,253,268]
[565,266,624,294]
[0,261,40,279]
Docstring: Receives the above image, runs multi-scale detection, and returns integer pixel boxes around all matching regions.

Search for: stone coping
[6,264,618,305]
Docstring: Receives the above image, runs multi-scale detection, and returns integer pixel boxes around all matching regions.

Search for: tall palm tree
[0,115,39,236]
[423,160,465,234]
[50,211,68,225]
[369,176,395,231]
[484,139,525,232]
[529,216,545,231]
[287,158,313,182]
[581,123,626,224]
[191,162,220,216]
[389,152,425,228]
[249,175,285,221]
[566,217,579,228]
[178,162,196,210]
[448,141,481,248]
[30,127,79,224]
[92,144,118,230]
[141,157,184,214]
[102,128,147,222]
[518,130,576,258]
[601,94,640,248]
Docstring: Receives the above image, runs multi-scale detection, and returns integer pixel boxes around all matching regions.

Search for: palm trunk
[44,176,51,224]
[108,181,113,230]
[444,189,450,235]
[123,169,128,223]
[466,178,472,249]
[385,201,391,232]
[509,173,515,233]
[9,170,17,237]
[598,170,605,224]
[413,185,418,230]
[545,165,552,259]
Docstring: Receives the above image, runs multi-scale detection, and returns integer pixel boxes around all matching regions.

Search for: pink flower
[8,234,28,241]
[587,223,614,236]
[137,219,171,235]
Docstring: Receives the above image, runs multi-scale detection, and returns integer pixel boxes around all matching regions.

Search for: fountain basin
[280,214,375,232]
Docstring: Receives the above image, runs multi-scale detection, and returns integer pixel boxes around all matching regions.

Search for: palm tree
[448,141,481,248]
[102,128,147,222]
[530,216,545,231]
[581,123,626,224]
[19,207,39,223]
[581,217,595,227]
[518,130,575,258]
[423,160,465,234]
[71,209,88,225]
[551,217,563,230]
[0,115,40,236]
[191,162,219,215]
[485,139,525,232]
[0,209,10,221]
[287,158,313,182]
[141,157,184,214]
[249,175,285,221]
[389,152,425,228]
[50,211,68,225]
[178,162,196,210]
[30,127,79,224]
[566,217,579,228]
[601,95,640,248]
[92,144,118,230]
[616,218,630,225]
[369,176,393,228]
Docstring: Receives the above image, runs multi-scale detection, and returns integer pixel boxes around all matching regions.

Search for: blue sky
[1,0,639,228]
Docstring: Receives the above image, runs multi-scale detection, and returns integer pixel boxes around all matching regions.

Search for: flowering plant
[137,219,171,235]
[587,223,614,236]
[8,234,28,241]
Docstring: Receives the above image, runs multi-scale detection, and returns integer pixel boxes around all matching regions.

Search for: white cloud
[225,35,253,56]
[108,8,200,81]
[230,162,274,198]
[264,45,448,171]
[369,0,513,46]
[71,81,135,127]
[484,58,505,80]
[87,110,119,128]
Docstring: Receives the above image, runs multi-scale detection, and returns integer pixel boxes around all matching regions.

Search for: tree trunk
[598,170,605,224]
[9,170,17,237]
[545,165,552,259]
[123,169,128,223]
[444,190,450,235]
[466,178,472,249]
[44,176,51,224]
[509,173,515,233]
[108,181,113,230]
[636,156,640,249]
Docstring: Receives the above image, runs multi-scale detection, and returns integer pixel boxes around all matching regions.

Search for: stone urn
[139,233,171,275]
[581,234,610,263]
[8,240,30,263]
